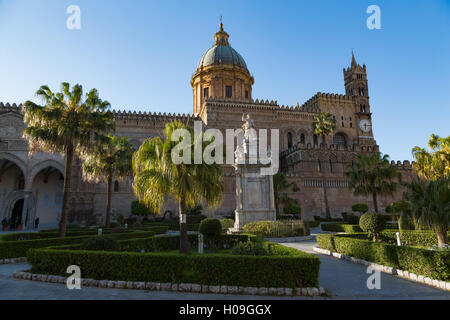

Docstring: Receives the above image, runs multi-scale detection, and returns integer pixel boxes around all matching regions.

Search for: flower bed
[317,233,450,281]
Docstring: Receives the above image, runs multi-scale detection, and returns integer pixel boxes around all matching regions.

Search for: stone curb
[0,257,27,265]
[313,247,450,292]
[12,271,326,297]
[265,235,314,243]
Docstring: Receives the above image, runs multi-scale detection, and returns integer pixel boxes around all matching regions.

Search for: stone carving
[229,115,276,233]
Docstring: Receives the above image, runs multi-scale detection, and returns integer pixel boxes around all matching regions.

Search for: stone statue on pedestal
[229,114,276,233]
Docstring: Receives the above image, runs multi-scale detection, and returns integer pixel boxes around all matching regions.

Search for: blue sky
[0,0,449,161]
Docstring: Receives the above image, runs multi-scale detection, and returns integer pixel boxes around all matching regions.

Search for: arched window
[333,133,347,148]
[317,160,322,172]
[114,180,119,192]
[329,160,333,173]
[313,135,318,146]
[300,133,305,144]
[287,132,293,149]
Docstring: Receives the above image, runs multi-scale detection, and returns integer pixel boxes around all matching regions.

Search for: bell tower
[343,52,375,146]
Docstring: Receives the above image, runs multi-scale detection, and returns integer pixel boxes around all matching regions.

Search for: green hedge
[243,220,306,238]
[307,221,320,228]
[27,240,320,288]
[320,223,362,233]
[379,230,449,247]
[317,234,450,281]
[0,231,156,259]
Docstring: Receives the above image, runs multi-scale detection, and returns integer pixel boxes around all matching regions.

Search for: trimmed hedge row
[317,234,450,281]
[307,221,320,228]
[27,240,320,288]
[0,226,168,242]
[320,223,362,233]
[379,230,448,247]
[0,231,156,259]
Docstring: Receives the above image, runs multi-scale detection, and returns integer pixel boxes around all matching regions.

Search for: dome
[197,45,248,70]
[196,23,248,71]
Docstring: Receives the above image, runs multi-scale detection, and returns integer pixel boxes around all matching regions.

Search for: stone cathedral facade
[0,24,415,229]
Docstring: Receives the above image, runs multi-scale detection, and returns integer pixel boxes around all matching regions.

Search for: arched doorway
[31,165,64,230]
[10,199,24,229]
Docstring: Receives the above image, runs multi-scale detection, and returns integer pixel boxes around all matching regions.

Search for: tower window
[329,160,333,173]
[341,122,344,127]
[245,90,249,99]
[114,180,119,192]
[317,160,322,172]
[225,86,232,98]
[300,133,305,144]
[203,87,209,98]
[287,132,293,149]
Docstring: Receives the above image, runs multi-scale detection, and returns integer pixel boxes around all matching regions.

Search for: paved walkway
[280,231,450,300]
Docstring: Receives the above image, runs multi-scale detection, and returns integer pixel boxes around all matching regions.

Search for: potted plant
[2,218,9,232]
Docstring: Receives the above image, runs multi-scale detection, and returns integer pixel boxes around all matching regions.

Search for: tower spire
[351,50,357,67]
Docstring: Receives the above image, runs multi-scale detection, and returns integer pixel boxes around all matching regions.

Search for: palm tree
[346,153,398,213]
[313,112,336,218]
[412,134,450,181]
[403,177,449,247]
[22,83,114,237]
[133,121,224,255]
[79,134,135,228]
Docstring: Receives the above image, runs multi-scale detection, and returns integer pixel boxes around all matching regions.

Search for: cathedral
[0,23,415,230]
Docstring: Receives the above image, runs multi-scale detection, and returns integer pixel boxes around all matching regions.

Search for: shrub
[0,230,155,259]
[243,220,305,238]
[131,200,152,216]
[346,214,359,224]
[220,218,234,231]
[124,216,137,225]
[320,223,362,233]
[199,218,222,252]
[283,204,301,215]
[307,220,320,228]
[359,213,385,241]
[116,213,124,225]
[352,203,369,214]
[27,240,320,288]
[111,226,125,233]
[80,236,120,251]
[230,240,269,256]
[317,233,449,281]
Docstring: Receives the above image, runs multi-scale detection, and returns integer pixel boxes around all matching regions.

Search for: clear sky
[0,0,449,161]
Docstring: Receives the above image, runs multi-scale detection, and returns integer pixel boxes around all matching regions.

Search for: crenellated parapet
[390,160,415,170]
[112,109,198,123]
[0,102,23,115]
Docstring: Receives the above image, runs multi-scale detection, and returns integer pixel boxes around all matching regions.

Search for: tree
[80,135,135,227]
[23,83,114,237]
[313,112,336,218]
[352,203,369,215]
[359,212,385,242]
[273,172,298,214]
[346,153,398,213]
[403,177,449,247]
[133,121,224,255]
[412,134,450,181]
